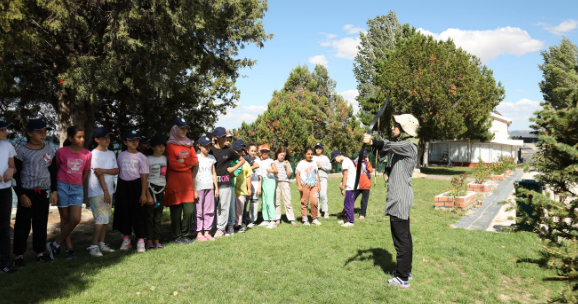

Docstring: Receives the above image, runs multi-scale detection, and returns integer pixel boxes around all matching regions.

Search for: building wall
[430,142,516,164]
[489,117,510,140]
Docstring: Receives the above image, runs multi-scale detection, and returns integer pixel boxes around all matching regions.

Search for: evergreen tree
[516,38,578,303]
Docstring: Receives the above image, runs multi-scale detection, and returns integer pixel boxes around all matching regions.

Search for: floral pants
[275,181,295,221]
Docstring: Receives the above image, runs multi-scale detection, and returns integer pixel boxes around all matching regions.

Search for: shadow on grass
[421,167,471,176]
[344,248,395,274]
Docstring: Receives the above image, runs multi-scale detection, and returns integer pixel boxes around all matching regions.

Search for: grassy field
[420,166,473,177]
[0,178,564,303]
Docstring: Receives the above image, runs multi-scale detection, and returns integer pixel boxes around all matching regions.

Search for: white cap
[393,114,419,137]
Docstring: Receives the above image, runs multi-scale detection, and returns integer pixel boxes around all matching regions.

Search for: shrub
[444,173,469,197]
[472,157,491,184]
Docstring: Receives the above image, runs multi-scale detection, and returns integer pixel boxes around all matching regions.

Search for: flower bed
[434,191,477,209]
[435,192,454,207]
[467,181,492,192]
[454,191,477,208]
[490,173,505,181]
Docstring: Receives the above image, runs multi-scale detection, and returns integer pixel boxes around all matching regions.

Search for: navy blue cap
[140,136,151,144]
[314,142,324,148]
[122,129,141,140]
[234,139,246,147]
[363,150,369,156]
[198,136,213,146]
[330,150,342,162]
[26,119,53,131]
[149,135,165,147]
[242,155,255,166]
[213,127,227,138]
[0,119,13,129]
[232,141,244,151]
[93,127,113,138]
[173,118,188,128]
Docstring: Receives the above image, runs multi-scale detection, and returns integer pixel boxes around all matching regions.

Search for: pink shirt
[55,147,92,186]
[118,151,149,181]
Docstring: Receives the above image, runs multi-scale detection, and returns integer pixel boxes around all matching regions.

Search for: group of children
[0,117,372,275]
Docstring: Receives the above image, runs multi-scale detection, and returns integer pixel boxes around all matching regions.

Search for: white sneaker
[120,238,131,250]
[87,245,103,257]
[312,219,322,226]
[303,221,310,226]
[98,242,115,253]
[259,221,269,227]
[341,222,354,227]
[247,222,255,229]
[137,239,146,253]
[337,220,345,225]
[267,222,277,229]
[324,213,330,219]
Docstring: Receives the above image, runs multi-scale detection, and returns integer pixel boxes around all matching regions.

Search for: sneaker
[120,238,132,250]
[87,245,103,257]
[226,226,235,236]
[337,220,345,225]
[137,239,146,253]
[214,230,226,238]
[341,222,354,227]
[312,219,322,226]
[146,244,156,250]
[0,264,18,275]
[184,237,195,245]
[174,237,188,244]
[258,221,269,227]
[65,249,76,260]
[196,235,207,242]
[247,222,255,229]
[36,254,53,263]
[155,243,164,249]
[359,215,365,220]
[291,221,298,226]
[237,227,246,233]
[267,222,276,229]
[47,241,60,260]
[390,271,413,280]
[303,221,310,226]
[12,258,25,268]
[275,220,280,226]
[204,234,215,241]
[98,243,115,253]
[324,213,330,219]
[385,277,410,288]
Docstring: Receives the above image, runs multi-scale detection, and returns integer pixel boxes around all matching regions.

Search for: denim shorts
[57,181,84,208]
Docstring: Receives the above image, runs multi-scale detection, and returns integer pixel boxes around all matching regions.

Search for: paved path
[453,170,524,230]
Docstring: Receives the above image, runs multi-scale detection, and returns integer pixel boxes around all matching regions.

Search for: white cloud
[516,89,528,93]
[496,98,542,126]
[308,55,328,66]
[417,27,544,63]
[540,19,578,35]
[339,89,360,113]
[215,102,267,130]
[329,37,361,60]
[343,24,366,34]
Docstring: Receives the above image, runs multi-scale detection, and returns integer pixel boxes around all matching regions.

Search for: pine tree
[516,39,578,303]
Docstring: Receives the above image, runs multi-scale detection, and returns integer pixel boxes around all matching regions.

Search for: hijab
[398,132,419,147]
[167,125,193,147]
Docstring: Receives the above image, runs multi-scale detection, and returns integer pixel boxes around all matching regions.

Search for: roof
[490,112,512,124]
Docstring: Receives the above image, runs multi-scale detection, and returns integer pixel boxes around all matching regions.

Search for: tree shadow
[421,167,471,176]
[344,248,395,274]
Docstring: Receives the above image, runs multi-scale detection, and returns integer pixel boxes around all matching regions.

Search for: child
[232,141,253,233]
[194,136,218,242]
[353,150,373,219]
[312,142,332,218]
[295,147,321,226]
[145,135,168,249]
[330,150,356,227]
[274,147,296,226]
[13,119,56,268]
[256,144,277,228]
[0,119,18,274]
[165,118,198,244]
[210,127,245,237]
[86,127,119,257]
[246,143,260,228]
[47,126,92,260]
[111,130,151,253]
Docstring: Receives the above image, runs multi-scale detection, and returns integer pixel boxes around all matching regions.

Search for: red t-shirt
[55,146,92,185]
[356,159,373,190]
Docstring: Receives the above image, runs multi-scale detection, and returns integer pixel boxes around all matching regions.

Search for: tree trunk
[423,141,429,167]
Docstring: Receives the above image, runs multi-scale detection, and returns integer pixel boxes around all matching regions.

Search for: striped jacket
[373,140,417,220]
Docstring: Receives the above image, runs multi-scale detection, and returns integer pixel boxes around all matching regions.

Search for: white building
[428,111,524,166]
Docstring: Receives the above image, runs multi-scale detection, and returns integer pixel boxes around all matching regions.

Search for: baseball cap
[213,127,227,138]
[232,141,244,151]
[93,127,113,138]
[122,130,141,140]
[140,136,151,144]
[26,119,53,131]
[225,130,233,138]
[363,150,369,156]
[330,150,342,162]
[0,119,13,129]
[314,142,324,148]
[259,144,271,151]
[173,118,188,128]
[198,136,213,146]
[149,135,166,147]
[234,139,246,147]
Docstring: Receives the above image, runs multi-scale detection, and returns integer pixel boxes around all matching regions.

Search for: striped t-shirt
[374,140,417,220]
[274,160,292,182]
[15,144,55,190]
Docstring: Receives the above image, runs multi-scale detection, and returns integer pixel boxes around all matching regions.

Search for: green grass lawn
[1,178,564,303]
[421,166,474,177]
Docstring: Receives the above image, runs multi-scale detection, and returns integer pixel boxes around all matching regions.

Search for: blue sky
[216,0,578,132]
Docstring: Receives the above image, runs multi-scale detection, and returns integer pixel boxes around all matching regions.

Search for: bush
[444,173,469,197]
[472,157,491,184]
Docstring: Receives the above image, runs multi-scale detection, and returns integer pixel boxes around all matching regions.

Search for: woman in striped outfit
[363,114,419,288]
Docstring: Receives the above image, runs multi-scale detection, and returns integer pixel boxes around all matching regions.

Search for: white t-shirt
[195,154,216,191]
[341,157,356,191]
[147,155,167,186]
[0,141,17,189]
[295,160,318,187]
[258,158,275,178]
[88,149,118,197]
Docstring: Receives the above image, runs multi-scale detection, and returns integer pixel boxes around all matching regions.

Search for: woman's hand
[93,168,104,176]
[2,168,15,182]
[146,195,154,206]
[194,190,199,200]
[363,133,373,145]
[177,159,185,164]
[104,191,112,204]
[51,192,58,206]
[140,194,148,206]
[339,184,344,191]
[215,189,219,198]
[341,189,345,196]
[20,194,32,208]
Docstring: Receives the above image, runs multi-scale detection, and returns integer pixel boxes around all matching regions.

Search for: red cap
[260,144,270,151]
[225,130,233,137]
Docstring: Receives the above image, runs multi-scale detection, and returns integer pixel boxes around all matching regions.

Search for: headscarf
[398,131,419,147]
[167,125,193,147]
